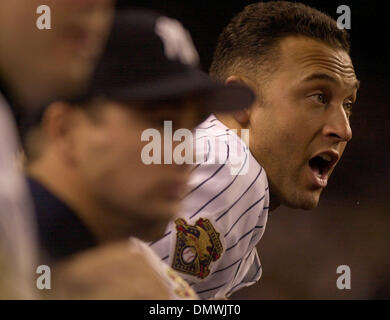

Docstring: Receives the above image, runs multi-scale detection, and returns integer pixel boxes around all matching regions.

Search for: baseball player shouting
[151,1,359,299]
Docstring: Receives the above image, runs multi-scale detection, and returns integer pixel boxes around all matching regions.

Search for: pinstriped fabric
[150,114,269,299]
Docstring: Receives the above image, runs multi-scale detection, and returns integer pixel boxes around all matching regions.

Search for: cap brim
[104,68,255,112]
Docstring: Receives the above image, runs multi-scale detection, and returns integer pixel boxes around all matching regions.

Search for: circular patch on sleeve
[172,218,223,279]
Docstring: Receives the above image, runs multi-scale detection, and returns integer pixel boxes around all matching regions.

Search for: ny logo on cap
[155,17,199,66]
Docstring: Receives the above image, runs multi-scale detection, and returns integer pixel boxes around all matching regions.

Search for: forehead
[277,36,358,88]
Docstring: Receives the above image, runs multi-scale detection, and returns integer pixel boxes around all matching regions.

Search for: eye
[309,93,327,105]
[344,101,354,117]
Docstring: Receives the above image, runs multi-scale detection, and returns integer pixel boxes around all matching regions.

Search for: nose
[323,104,352,142]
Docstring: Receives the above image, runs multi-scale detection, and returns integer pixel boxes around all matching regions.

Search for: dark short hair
[210,1,350,83]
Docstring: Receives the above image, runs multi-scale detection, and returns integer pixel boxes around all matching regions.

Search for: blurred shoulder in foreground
[49,239,197,300]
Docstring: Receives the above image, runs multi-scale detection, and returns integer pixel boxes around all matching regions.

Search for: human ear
[225,76,253,126]
[231,109,250,125]
[225,75,258,95]
[41,101,80,165]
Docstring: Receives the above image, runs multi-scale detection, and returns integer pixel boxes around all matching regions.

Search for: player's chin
[297,189,322,210]
[283,188,322,210]
[148,199,181,221]
[133,203,178,241]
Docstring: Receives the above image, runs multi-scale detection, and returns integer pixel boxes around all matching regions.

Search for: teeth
[319,154,332,162]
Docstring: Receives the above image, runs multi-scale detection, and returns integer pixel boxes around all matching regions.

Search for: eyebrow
[302,73,360,90]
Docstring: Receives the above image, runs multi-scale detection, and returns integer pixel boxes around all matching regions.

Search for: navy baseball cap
[75,9,255,111]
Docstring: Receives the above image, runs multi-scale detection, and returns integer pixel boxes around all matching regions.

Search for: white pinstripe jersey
[0,94,37,299]
[150,114,270,299]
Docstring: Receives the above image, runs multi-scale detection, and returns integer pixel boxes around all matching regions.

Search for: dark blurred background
[119,0,390,299]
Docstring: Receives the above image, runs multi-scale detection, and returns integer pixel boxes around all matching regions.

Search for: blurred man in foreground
[0,0,114,298]
[23,10,254,299]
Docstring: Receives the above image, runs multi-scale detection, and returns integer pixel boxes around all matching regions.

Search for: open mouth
[308,151,339,187]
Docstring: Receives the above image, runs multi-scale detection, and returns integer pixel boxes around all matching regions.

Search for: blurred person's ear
[41,101,80,165]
